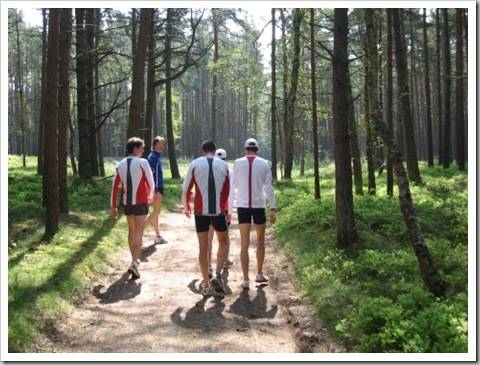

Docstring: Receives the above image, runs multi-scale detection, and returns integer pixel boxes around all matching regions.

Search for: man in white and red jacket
[234,138,276,291]
[182,140,230,297]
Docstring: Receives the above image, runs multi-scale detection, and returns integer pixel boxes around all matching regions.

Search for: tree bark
[44,8,60,236]
[455,9,465,171]
[347,74,363,196]
[442,9,452,169]
[392,9,421,184]
[58,8,72,214]
[386,9,394,196]
[333,8,357,248]
[422,9,434,167]
[76,9,92,178]
[127,8,150,138]
[271,8,278,180]
[310,8,320,199]
[165,9,180,179]
[284,9,303,180]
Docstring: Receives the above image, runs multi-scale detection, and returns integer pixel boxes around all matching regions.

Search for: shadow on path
[92,272,142,304]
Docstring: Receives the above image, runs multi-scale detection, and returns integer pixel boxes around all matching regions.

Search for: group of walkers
[110,136,276,297]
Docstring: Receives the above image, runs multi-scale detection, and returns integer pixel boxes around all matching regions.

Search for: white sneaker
[201,286,214,297]
[255,273,269,283]
[223,258,234,268]
[210,274,225,293]
[154,235,167,245]
[240,280,250,291]
[128,263,140,279]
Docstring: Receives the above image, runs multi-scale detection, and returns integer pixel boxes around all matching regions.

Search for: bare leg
[214,230,228,275]
[239,223,251,281]
[127,214,146,262]
[197,231,210,286]
[224,226,231,263]
[254,223,266,274]
[207,225,214,271]
[145,192,164,236]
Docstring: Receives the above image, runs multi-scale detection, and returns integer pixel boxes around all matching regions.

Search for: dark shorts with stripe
[237,207,266,225]
[123,203,149,216]
[155,187,164,195]
[195,213,228,233]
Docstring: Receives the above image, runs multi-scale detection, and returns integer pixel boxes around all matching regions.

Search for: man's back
[234,155,275,209]
[183,156,230,216]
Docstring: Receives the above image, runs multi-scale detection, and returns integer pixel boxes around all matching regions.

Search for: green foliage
[274,162,469,352]
[7,156,182,352]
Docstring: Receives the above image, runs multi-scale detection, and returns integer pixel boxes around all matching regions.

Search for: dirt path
[36,205,346,355]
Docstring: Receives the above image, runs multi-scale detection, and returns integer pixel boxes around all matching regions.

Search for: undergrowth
[273,162,469,353]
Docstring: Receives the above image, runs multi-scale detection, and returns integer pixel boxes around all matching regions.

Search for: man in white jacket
[234,138,276,291]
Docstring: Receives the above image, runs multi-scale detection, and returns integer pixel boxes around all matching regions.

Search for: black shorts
[123,203,149,216]
[195,214,228,233]
[237,207,266,225]
[155,187,164,195]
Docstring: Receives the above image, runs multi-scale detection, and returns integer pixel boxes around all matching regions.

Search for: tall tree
[386,9,394,196]
[392,9,421,184]
[58,8,72,214]
[422,8,434,167]
[347,73,363,196]
[442,8,452,169]
[76,8,92,178]
[271,8,277,180]
[164,8,181,179]
[435,9,443,166]
[44,8,60,236]
[333,8,357,247]
[211,9,220,141]
[37,8,48,175]
[455,8,465,171]
[14,11,26,167]
[310,8,320,199]
[283,8,303,180]
[127,8,150,138]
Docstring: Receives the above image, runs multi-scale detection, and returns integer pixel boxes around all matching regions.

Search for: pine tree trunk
[165,9,180,179]
[271,8,278,180]
[333,8,357,248]
[455,9,465,171]
[310,8,320,199]
[127,8,150,138]
[58,8,72,214]
[44,8,61,236]
[392,9,421,184]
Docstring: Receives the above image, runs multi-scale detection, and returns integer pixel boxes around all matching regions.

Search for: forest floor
[33,203,349,357]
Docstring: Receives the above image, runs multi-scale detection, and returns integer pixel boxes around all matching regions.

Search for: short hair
[152,136,164,149]
[201,140,216,153]
[126,137,144,154]
[245,147,259,153]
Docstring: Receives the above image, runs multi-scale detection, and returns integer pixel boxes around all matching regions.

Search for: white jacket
[233,155,275,209]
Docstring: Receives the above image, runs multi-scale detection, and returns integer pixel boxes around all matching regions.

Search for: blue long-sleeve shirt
[147,151,164,192]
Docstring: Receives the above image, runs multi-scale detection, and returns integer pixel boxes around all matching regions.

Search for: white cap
[216,148,227,159]
[244,138,259,148]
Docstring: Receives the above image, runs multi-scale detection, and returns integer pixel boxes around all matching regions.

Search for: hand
[111,207,118,219]
[269,210,276,224]
[226,213,231,223]
[184,210,191,219]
